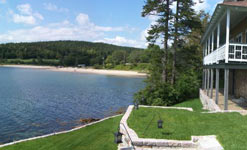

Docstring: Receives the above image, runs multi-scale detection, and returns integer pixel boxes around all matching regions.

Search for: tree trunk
[162,0,170,83]
[172,0,179,85]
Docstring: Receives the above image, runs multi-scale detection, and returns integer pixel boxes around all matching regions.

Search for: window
[235,33,242,43]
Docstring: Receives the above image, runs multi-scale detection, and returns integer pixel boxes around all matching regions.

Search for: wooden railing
[204,43,247,65]
[204,44,226,65]
[228,43,247,62]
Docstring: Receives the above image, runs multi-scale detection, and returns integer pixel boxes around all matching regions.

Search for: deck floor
[206,89,246,111]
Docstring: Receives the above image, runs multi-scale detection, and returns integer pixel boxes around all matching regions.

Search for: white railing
[204,43,247,65]
[228,43,247,62]
[204,44,226,65]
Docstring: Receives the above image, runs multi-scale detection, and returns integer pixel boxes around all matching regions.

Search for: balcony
[203,43,247,65]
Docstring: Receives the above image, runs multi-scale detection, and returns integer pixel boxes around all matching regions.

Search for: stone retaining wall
[200,89,221,111]
[119,105,223,150]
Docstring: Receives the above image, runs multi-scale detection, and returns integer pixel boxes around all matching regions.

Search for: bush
[175,70,200,101]
[113,64,132,70]
[93,64,103,69]
[134,70,200,106]
[134,83,179,106]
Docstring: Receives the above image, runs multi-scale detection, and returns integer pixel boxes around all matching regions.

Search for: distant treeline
[0,41,150,70]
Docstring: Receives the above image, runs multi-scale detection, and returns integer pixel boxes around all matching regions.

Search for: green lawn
[2,99,247,150]
[128,99,247,150]
[0,116,121,150]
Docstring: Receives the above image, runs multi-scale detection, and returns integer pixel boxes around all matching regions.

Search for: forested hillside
[0,41,149,70]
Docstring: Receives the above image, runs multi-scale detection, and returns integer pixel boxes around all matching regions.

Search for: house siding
[234,70,247,99]
[230,17,247,43]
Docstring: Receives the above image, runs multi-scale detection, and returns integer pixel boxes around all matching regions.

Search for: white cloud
[171,0,211,12]
[12,14,36,25]
[11,4,43,25]
[33,13,44,20]
[95,36,145,48]
[17,4,32,15]
[43,3,69,13]
[0,23,102,42]
[76,13,90,25]
[193,0,210,12]
[0,13,132,47]
[76,13,123,32]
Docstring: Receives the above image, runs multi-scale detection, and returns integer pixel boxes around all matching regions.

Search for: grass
[128,99,247,150]
[3,99,247,150]
[0,116,121,150]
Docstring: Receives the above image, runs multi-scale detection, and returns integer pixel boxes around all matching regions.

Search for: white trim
[217,23,220,48]
[225,9,230,63]
[212,32,214,51]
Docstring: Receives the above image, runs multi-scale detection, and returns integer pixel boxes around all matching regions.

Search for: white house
[201,0,247,110]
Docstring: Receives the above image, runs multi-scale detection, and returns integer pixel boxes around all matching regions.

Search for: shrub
[175,70,200,101]
[93,64,102,69]
[134,70,200,106]
[134,83,179,106]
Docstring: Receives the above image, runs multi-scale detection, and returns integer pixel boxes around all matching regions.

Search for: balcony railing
[203,43,247,65]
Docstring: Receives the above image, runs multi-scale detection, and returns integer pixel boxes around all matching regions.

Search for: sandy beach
[1,65,147,77]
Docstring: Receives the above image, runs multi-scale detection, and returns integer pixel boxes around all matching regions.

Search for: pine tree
[142,0,173,83]
[171,0,199,84]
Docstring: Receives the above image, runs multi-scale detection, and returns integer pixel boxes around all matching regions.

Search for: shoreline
[0,65,147,77]
[0,114,122,148]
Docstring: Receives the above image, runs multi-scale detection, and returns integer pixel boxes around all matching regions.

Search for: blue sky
[0,0,222,48]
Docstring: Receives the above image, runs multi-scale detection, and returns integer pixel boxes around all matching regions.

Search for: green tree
[135,2,209,106]
[128,51,142,64]
[142,0,173,82]
[111,50,126,65]
[171,0,200,84]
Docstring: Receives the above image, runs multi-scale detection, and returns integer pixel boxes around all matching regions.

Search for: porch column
[210,69,214,99]
[205,69,207,90]
[225,9,230,63]
[208,37,210,54]
[211,32,214,52]
[217,23,220,48]
[224,68,229,110]
[215,68,219,104]
[232,69,235,96]
[202,69,204,89]
[217,23,220,63]
[207,69,210,96]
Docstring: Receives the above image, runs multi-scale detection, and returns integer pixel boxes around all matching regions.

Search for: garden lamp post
[157,120,163,129]
[114,130,123,144]
[134,102,139,110]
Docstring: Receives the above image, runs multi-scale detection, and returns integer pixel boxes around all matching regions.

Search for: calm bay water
[0,67,145,144]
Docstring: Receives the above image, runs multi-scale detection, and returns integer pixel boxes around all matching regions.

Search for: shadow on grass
[161,132,172,136]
